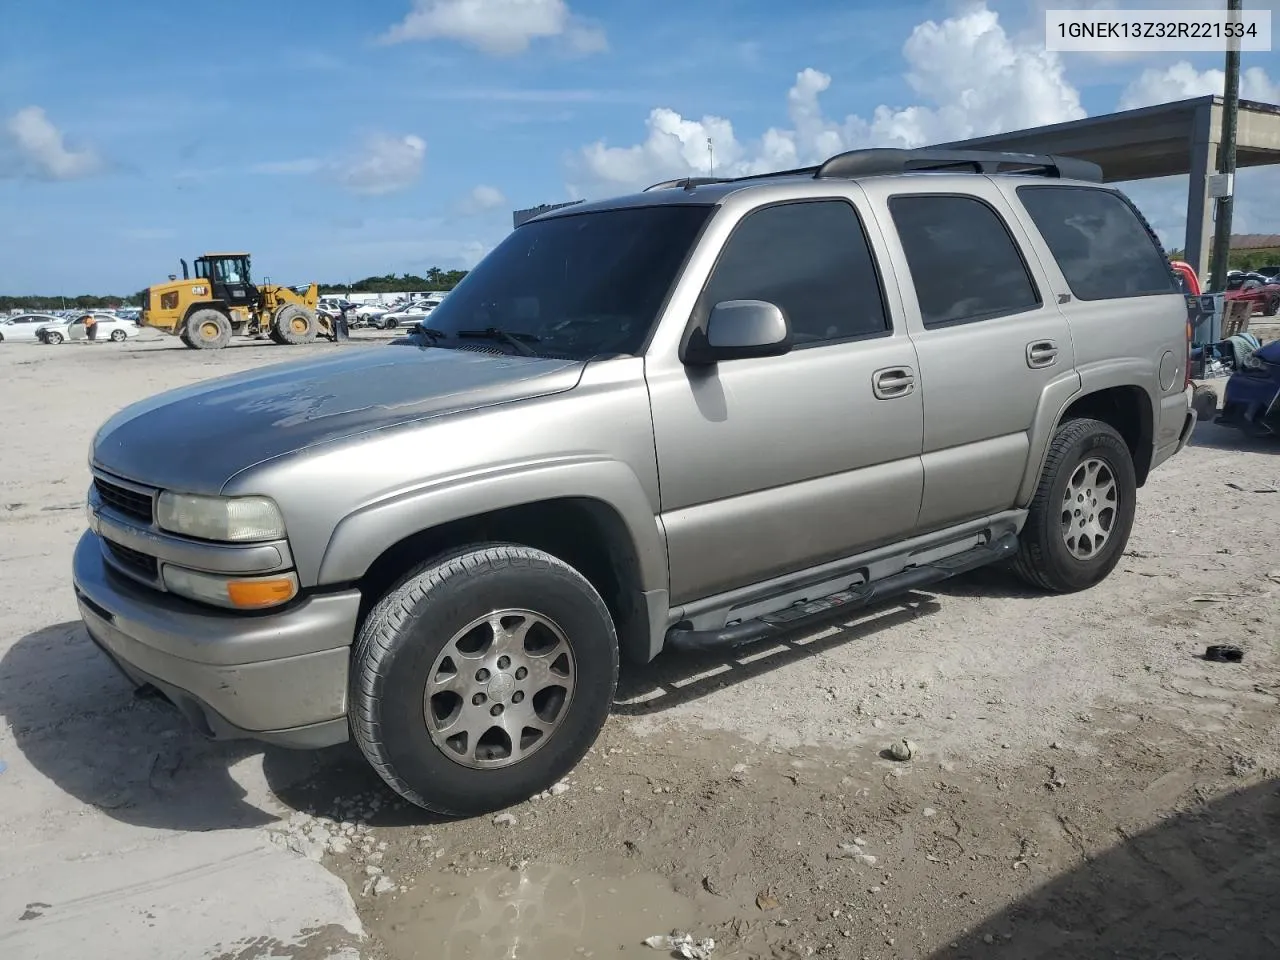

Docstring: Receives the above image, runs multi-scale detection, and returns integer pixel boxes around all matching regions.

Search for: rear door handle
[1026,340,1059,369]
[873,366,915,400]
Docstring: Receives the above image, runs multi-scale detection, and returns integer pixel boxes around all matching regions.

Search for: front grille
[104,538,159,580]
[95,476,155,524]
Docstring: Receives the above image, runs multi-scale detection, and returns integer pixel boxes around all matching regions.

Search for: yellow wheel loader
[139,253,330,350]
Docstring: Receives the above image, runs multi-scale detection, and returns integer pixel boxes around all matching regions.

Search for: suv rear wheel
[1013,417,1136,593]
[350,543,619,816]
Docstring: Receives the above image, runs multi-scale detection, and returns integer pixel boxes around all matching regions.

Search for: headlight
[163,566,298,609]
[156,492,286,542]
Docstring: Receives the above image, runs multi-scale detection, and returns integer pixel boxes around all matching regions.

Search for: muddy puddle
[373,861,728,960]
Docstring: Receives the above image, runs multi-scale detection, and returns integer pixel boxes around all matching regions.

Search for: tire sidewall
[355,551,618,815]
[1036,426,1136,590]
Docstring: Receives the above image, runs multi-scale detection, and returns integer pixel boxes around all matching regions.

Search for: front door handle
[873,366,915,400]
[1026,340,1059,369]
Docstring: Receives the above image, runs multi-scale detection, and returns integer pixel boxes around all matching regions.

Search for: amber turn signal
[227,577,298,609]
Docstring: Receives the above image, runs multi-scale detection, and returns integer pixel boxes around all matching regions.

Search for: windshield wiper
[410,325,448,343]
[456,327,540,356]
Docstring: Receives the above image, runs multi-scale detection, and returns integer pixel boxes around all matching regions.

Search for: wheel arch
[319,461,669,665]
[1020,371,1157,504]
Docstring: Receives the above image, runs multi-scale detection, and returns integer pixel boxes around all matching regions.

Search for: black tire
[350,543,619,816]
[184,309,233,350]
[1265,295,1279,318]
[109,328,127,342]
[271,304,319,345]
[45,330,63,345]
[1013,417,1137,593]
[384,318,399,329]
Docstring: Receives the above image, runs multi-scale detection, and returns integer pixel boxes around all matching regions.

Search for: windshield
[421,204,712,360]
[195,257,251,284]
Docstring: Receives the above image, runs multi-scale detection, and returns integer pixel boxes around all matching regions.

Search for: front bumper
[73,530,360,748]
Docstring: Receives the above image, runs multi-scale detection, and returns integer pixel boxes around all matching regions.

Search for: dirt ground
[1,330,1278,960]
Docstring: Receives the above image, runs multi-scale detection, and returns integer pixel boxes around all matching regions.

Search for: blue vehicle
[1216,337,1280,437]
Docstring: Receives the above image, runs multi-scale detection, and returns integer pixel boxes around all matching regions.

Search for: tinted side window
[1017,186,1177,301]
[701,200,890,344]
[889,194,1041,328]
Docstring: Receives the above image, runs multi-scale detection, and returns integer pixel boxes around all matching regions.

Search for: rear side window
[889,195,1041,328]
[701,199,890,344]
[1017,186,1176,301]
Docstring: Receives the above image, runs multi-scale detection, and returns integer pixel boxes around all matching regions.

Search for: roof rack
[814,148,1102,182]
[642,148,1102,193]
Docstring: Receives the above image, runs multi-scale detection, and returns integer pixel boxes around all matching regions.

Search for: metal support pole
[1207,0,1241,292]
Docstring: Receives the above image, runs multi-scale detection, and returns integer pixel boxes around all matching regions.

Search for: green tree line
[2,269,472,312]
[0,293,138,312]
[319,269,469,296]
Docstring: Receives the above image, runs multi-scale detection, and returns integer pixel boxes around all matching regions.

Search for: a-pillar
[1184,100,1218,286]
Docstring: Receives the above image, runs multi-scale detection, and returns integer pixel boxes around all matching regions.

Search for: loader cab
[194,254,258,308]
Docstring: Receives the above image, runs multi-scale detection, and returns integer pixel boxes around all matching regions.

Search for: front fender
[316,454,668,594]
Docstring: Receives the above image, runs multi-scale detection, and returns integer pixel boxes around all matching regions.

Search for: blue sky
[1,0,1277,294]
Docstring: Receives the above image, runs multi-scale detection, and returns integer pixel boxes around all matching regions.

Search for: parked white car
[37,314,140,344]
[0,313,64,343]
[353,303,390,323]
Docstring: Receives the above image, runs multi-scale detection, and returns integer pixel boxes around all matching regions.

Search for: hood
[92,345,584,493]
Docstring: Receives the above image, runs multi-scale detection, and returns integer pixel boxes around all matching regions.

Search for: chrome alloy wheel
[424,610,576,769]
[1060,457,1118,560]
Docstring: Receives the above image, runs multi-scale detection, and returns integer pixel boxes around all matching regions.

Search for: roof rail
[814,148,1102,182]
[640,149,1102,195]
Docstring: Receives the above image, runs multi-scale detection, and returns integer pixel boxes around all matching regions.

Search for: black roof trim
[643,177,731,192]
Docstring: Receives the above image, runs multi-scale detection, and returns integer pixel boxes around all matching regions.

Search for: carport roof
[931,95,1280,182]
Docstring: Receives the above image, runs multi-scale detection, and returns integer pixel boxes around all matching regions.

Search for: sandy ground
[0,329,1278,960]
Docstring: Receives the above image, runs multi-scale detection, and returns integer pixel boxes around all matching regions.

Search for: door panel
[650,338,924,603]
[865,183,1076,532]
[645,194,927,607]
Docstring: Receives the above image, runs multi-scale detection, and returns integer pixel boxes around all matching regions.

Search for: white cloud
[458,239,490,267]
[571,3,1084,193]
[2,106,101,181]
[462,184,507,213]
[1119,62,1280,110]
[381,0,606,56]
[336,134,426,196]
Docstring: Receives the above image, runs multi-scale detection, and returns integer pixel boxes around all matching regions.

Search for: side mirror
[683,300,792,366]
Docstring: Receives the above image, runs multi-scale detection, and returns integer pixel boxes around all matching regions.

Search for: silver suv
[74,148,1197,815]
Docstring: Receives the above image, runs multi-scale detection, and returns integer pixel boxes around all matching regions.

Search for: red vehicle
[1170,259,1201,296]
[1224,273,1280,317]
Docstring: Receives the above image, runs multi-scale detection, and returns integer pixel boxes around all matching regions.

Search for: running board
[664,532,1019,654]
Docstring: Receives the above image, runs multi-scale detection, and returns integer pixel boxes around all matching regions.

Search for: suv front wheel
[1013,417,1137,593]
[350,543,619,815]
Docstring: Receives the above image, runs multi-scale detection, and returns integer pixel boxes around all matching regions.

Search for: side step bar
[664,532,1019,654]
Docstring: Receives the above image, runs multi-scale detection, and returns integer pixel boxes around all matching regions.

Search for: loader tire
[184,309,233,350]
[272,305,319,345]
